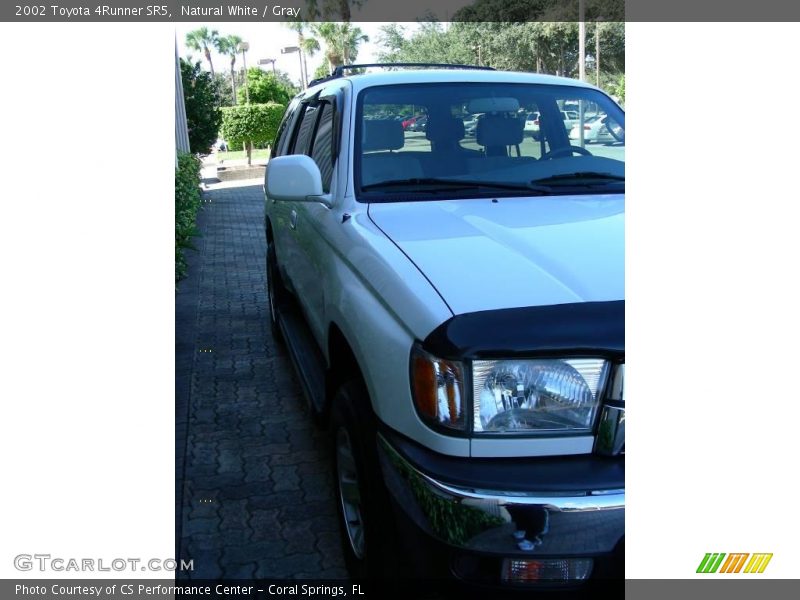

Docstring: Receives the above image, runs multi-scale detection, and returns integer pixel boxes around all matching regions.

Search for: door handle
[290,209,298,230]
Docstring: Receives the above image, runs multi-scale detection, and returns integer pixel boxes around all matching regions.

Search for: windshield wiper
[361,177,550,194]
[531,171,625,186]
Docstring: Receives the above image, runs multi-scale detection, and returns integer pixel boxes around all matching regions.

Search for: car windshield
[356,82,624,201]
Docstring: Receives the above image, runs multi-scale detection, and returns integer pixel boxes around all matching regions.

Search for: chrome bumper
[377,434,624,556]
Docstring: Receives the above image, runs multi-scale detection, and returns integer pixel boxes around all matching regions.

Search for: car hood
[368,195,624,315]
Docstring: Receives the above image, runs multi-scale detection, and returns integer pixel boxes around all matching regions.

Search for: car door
[273,101,321,305]
[278,93,340,339]
[267,97,302,290]
[288,92,342,341]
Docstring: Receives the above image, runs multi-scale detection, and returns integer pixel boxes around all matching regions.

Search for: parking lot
[402,130,625,161]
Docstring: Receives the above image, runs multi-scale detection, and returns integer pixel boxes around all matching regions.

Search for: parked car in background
[524,110,579,140]
[560,110,581,133]
[523,111,541,139]
[407,115,428,132]
[402,115,421,130]
[569,114,617,144]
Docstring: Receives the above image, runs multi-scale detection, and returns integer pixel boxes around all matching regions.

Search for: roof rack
[308,62,495,87]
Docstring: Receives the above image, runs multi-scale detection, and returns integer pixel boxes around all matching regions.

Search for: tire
[266,238,287,342]
[331,379,398,581]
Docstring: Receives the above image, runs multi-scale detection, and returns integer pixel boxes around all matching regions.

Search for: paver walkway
[175,179,347,579]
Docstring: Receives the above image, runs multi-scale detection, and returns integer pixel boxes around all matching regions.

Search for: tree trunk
[230,59,237,105]
[595,24,601,87]
[298,33,307,88]
[246,141,252,166]
[205,47,215,77]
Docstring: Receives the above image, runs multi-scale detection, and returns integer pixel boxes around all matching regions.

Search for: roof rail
[308,62,495,87]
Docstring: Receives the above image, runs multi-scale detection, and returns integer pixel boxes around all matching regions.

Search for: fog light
[502,557,593,583]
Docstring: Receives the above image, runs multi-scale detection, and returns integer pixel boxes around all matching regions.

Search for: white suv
[264,64,625,588]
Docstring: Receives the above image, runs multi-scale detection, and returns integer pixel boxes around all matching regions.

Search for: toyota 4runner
[263,63,625,588]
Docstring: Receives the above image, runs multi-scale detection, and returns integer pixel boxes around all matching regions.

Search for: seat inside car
[360,119,423,186]
[424,116,471,176]
[477,114,525,157]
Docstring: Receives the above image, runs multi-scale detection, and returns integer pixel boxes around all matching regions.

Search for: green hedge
[175,152,202,283]
[220,103,285,158]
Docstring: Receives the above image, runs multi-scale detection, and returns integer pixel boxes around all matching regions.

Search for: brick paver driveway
[175,179,347,579]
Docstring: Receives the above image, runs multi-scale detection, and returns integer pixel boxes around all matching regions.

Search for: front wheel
[331,379,398,580]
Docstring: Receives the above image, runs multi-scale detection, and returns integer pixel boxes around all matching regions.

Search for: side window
[273,98,300,157]
[290,105,319,155]
[310,103,334,193]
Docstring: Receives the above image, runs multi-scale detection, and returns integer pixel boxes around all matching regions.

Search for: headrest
[362,119,404,152]
[477,115,524,147]
[425,117,465,143]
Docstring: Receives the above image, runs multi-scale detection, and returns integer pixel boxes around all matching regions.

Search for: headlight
[410,346,466,431]
[472,359,609,434]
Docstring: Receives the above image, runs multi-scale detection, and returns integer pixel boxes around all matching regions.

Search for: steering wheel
[606,121,625,143]
[540,145,593,160]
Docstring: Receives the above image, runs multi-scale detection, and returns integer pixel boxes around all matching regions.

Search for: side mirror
[265,155,329,204]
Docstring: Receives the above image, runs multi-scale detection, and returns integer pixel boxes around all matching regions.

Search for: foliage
[612,73,625,104]
[453,0,624,21]
[214,66,297,107]
[237,68,294,105]
[590,21,625,75]
[185,27,219,76]
[310,22,369,70]
[180,59,222,155]
[220,103,285,165]
[377,20,624,82]
[313,62,331,80]
[303,0,365,20]
[175,152,202,283]
[452,0,551,21]
[215,34,243,105]
[378,22,474,65]
[212,72,235,107]
[271,70,300,95]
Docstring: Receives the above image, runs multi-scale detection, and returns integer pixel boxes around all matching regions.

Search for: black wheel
[331,379,398,580]
[266,238,287,342]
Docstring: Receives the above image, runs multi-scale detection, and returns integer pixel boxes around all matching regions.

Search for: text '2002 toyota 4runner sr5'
[264,63,624,589]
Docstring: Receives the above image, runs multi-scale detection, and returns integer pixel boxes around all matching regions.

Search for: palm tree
[216,35,242,105]
[185,27,219,76]
[300,33,321,86]
[343,24,369,65]
[311,23,369,73]
[285,20,320,88]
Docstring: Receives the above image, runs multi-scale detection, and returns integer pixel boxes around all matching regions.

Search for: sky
[175,22,420,87]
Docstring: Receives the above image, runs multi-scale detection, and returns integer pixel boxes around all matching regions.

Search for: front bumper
[377,432,624,576]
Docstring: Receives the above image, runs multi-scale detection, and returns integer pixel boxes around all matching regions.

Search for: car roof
[304,68,600,96]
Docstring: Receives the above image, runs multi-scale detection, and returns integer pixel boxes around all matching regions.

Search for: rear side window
[310,103,335,193]
[273,98,301,157]
[291,105,319,155]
